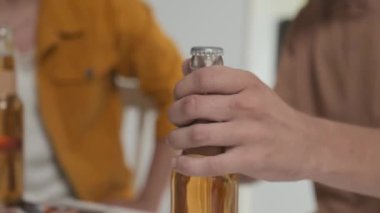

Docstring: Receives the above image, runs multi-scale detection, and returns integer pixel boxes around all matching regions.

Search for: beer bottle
[171,47,238,213]
[0,27,24,207]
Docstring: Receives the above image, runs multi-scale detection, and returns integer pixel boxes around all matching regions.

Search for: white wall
[246,0,307,86]
[141,0,317,212]
[147,0,248,68]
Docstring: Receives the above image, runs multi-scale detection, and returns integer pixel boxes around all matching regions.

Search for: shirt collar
[37,0,83,61]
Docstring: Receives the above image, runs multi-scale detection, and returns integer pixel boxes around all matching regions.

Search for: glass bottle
[171,47,238,213]
[0,27,23,207]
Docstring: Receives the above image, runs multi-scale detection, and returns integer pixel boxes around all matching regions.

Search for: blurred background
[121,0,317,212]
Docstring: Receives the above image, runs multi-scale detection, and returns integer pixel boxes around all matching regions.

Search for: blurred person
[0,0,181,211]
[168,0,380,212]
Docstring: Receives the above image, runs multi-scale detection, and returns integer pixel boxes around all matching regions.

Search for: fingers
[172,151,238,177]
[168,122,244,150]
[169,94,234,126]
[182,59,192,75]
[174,66,255,100]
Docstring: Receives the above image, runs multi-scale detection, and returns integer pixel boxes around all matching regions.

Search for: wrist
[296,112,329,181]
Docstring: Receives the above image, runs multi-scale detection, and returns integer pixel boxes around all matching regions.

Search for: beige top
[276,0,380,212]
[15,50,70,202]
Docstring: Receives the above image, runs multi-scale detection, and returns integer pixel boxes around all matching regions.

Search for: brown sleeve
[274,2,315,109]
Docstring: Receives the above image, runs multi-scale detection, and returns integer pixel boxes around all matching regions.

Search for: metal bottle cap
[191,46,224,56]
[190,47,224,71]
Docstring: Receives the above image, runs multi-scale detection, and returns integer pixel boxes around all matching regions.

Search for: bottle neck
[185,52,225,156]
[0,54,16,96]
[0,27,16,96]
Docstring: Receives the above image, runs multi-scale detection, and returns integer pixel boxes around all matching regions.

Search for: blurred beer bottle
[171,47,238,213]
[0,27,23,207]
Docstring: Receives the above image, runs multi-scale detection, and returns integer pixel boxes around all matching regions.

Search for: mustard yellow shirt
[37,0,182,201]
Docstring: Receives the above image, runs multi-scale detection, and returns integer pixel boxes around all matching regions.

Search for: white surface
[147,0,248,69]
[53,198,150,213]
[120,103,157,196]
[245,0,307,87]
[248,181,316,213]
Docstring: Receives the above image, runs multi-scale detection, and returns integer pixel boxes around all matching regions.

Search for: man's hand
[167,62,318,181]
[167,61,380,199]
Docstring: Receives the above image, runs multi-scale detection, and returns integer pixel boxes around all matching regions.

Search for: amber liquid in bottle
[171,47,238,213]
[0,28,23,207]
[171,171,238,213]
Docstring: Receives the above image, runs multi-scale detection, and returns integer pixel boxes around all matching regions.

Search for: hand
[167,62,318,181]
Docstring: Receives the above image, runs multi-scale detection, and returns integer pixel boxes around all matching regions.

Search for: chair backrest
[117,76,158,196]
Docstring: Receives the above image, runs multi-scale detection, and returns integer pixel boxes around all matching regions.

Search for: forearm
[136,139,174,211]
[305,114,380,198]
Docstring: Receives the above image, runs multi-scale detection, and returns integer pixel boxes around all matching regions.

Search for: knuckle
[182,95,199,117]
[230,95,255,111]
[168,130,180,149]
[242,73,260,89]
[206,157,221,175]
[173,81,182,100]
[169,102,187,126]
[246,71,259,84]
[178,157,199,176]
[168,105,177,123]
[194,70,209,89]
[236,70,256,87]
[248,74,267,92]
[190,124,209,146]
[175,157,188,172]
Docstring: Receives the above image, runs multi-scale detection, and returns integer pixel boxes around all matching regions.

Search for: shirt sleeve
[275,33,298,107]
[274,3,311,109]
[112,0,183,140]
